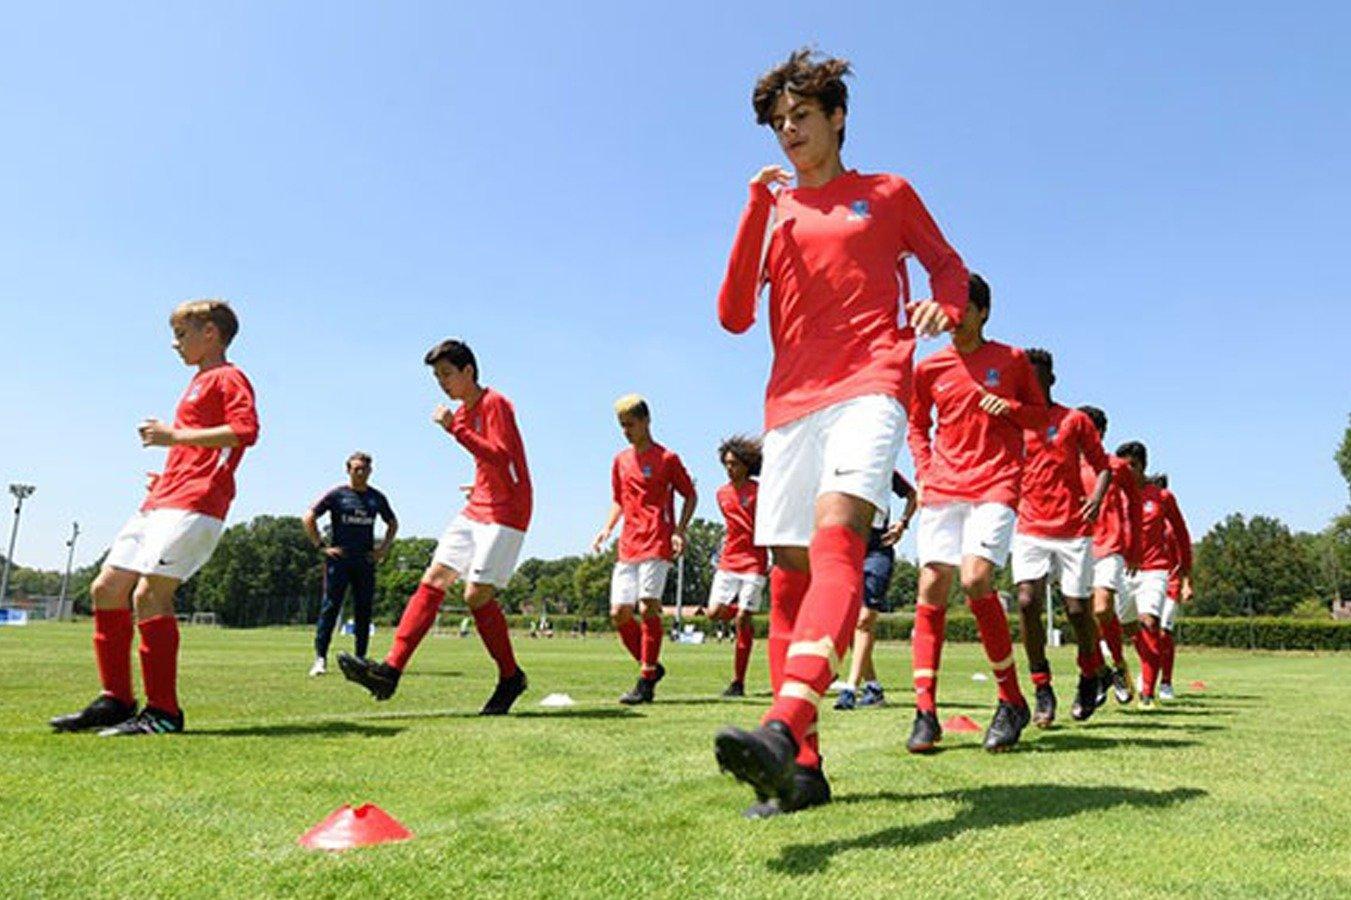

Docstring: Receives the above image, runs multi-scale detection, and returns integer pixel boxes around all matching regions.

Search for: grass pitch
[2,623,1349,898]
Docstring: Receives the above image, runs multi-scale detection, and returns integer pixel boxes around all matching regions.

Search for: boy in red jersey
[591,395,697,705]
[339,339,531,715]
[905,274,1047,754]
[1010,350,1114,727]
[1150,474,1187,700]
[1114,443,1193,708]
[712,49,967,816]
[707,436,767,698]
[1076,405,1144,704]
[50,300,258,736]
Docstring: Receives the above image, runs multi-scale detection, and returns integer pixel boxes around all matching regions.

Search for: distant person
[303,452,397,676]
[51,300,258,736]
[706,435,767,698]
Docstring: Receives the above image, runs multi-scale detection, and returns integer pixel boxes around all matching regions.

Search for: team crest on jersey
[1046,425,1059,441]
[641,465,653,478]
[1145,501,1156,514]
[846,199,871,220]
[187,386,201,402]
[984,368,1001,387]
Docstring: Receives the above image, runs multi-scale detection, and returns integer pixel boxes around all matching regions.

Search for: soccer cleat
[983,700,1031,752]
[742,764,833,818]
[619,663,666,705]
[833,687,857,711]
[1094,670,1111,708]
[480,668,528,716]
[1159,682,1175,701]
[1138,694,1155,711]
[49,695,137,733]
[858,682,886,708]
[721,681,745,698]
[906,710,943,754]
[715,720,798,808]
[309,657,327,677]
[1033,683,1057,728]
[1070,675,1100,722]
[98,705,184,737]
[1112,667,1134,704]
[338,652,400,701]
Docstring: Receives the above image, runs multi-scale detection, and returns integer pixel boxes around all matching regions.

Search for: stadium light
[0,484,36,605]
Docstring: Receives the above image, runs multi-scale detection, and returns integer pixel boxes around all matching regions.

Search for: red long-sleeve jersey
[1138,483,1192,573]
[717,172,967,431]
[715,480,767,575]
[612,443,696,563]
[1080,456,1143,565]
[447,387,532,531]
[1017,404,1112,539]
[908,341,1047,507]
[143,363,259,520]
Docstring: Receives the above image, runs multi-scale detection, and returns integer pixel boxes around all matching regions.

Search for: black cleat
[338,652,400,701]
[98,705,184,737]
[722,680,745,698]
[1033,683,1057,728]
[50,695,137,733]
[983,700,1031,752]
[1070,675,1101,721]
[715,720,798,807]
[906,709,943,754]
[1112,666,1134,704]
[619,663,665,704]
[480,668,528,716]
[743,764,833,818]
[1095,669,1112,708]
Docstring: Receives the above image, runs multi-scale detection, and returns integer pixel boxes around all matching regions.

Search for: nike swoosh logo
[833,468,860,477]
[158,558,174,566]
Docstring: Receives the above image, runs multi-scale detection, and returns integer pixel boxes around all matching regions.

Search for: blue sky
[2,3,1348,570]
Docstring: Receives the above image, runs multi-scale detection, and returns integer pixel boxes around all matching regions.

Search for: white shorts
[708,569,767,613]
[105,508,224,581]
[755,394,905,548]
[1160,597,1179,632]
[610,559,672,608]
[432,514,525,588]
[916,502,1017,568]
[1011,534,1093,598]
[1093,553,1127,594]
[1126,570,1169,621]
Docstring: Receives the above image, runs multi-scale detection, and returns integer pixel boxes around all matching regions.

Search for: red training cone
[943,715,981,733]
[1189,680,1208,691]
[298,804,414,850]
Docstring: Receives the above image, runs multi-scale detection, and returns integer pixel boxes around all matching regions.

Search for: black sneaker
[722,681,745,698]
[1112,666,1134,704]
[983,700,1031,752]
[338,652,400,701]
[98,705,184,737]
[906,709,943,753]
[715,720,798,807]
[480,668,528,716]
[1095,669,1112,708]
[619,677,653,705]
[1070,675,1100,721]
[50,695,137,733]
[743,764,832,818]
[1033,683,1057,728]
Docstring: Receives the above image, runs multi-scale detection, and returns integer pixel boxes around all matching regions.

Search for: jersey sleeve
[1002,349,1049,430]
[309,487,336,517]
[1162,491,1193,573]
[669,453,696,500]
[610,456,622,505]
[716,183,775,334]
[892,178,969,327]
[907,366,937,485]
[220,369,259,447]
[1116,461,1144,567]
[1076,411,1110,473]
[447,399,511,465]
[374,489,395,521]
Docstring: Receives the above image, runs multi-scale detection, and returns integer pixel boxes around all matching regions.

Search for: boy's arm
[1163,492,1194,575]
[436,403,511,465]
[907,371,936,488]
[716,178,777,334]
[1077,416,1113,522]
[671,457,698,556]
[140,422,243,449]
[592,459,624,553]
[1119,463,1144,571]
[894,179,968,335]
[375,492,399,560]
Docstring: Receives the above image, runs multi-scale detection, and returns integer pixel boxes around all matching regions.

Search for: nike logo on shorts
[833,468,860,477]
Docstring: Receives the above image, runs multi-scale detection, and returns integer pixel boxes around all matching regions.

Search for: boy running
[906,274,1047,754]
[712,49,967,816]
[50,300,258,736]
[1149,474,1189,700]
[707,436,767,698]
[339,339,530,716]
[591,395,697,705]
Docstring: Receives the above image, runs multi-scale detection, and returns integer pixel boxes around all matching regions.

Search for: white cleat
[1158,683,1175,701]
[309,657,327,677]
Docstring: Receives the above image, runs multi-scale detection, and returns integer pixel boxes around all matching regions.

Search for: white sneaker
[309,657,327,677]
[1159,683,1175,701]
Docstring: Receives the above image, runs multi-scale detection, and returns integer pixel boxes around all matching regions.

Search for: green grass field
[3,623,1349,898]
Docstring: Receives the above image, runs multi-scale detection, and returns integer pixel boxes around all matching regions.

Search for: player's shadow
[1023,732,1199,752]
[1091,720,1227,734]
[374,707,644,721]
[772,784,1206,875]
[190,721,405,738]
[405,670,465,678]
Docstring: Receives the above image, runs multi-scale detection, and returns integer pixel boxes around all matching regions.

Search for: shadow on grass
[370,706,646,722]
[1088,720,1228,734]
[773,784,1206,875]
[1024,732,1199,752]
[190,721,405,738]
[405,670,465,679]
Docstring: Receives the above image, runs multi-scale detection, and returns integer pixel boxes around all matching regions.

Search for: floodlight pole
[58,522,80,620]
[674,555,685,630]
[0,484,36,606]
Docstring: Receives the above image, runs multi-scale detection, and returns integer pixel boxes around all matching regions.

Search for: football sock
[471,600,519,679]
[969,591,1026,707]
[1137,625,1160,697]
[1160,630,1176,683]
[386,582,445,671]
[911,602,946,713]
[640,613,663,677]
[616,617,642,662]
[733,617,754,684]
[767,566,810,696]
[137,614,180,716]
[93,608,135,705]
[1100,613,1127,668]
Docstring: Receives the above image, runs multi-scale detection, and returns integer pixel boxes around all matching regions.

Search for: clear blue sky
[2,3,1348,571]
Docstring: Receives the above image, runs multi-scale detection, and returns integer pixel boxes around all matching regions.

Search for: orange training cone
[943,715,981,733]
[1189,680,1208,691]
[298,804,414,850]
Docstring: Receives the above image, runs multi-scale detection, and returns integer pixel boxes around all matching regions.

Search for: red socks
[386,582,445,671]
[911,602,946,713]
[471,600,519,680]
[764,526,866,767]
[733,618,754,684]
[1160,630,1176,684]
[616,617,642,662]
[640,614,663,676]
[1137,625,1160,697]
[710,604,739,622]
[1100,613,1126,668]
[969,591,1026,707]
[137,615,180,716]
[93,608,135,705]
[767,567,810,695]
[1030,667,1052,688]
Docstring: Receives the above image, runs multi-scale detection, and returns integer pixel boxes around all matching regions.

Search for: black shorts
[863,547,895,612]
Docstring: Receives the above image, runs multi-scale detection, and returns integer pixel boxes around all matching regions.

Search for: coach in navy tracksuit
[303,452,397,675]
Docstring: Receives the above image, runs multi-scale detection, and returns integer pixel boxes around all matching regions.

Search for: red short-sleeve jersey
[715,480,767,575]
[612,443,695,563]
